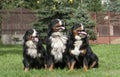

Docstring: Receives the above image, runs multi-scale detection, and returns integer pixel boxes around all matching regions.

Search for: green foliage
[103,0,120,12]
[108,0,120,12]
[0,15,2,39]
[0,0,40,9]
[0,0,22,9]
[86,29,96,41]
[84,0,102,12]
[34,0,96,41]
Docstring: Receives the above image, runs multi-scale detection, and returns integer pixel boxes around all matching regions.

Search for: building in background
[0,8,37,44]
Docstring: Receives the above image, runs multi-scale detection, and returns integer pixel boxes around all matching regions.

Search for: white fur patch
[71,35,83,56]
[26,40,36,48]
[81,24,84,30]
[26,40,41,58]
[75,35,82,40]
[27,49,38,58]
[58,19,62,25]
[32,29,37,37]
[50,32,68,62]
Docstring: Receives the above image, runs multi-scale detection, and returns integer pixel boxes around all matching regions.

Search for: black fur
[68,23,98,71]
[45,19,68,70]
[23,29,46,71]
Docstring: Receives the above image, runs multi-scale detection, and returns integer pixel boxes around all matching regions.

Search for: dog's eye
[82,30,85,31]
[77,30,85,32]
[37,32,39,35]
[61,25,64,26]
[56,26,61,27]
[77,30,82,32]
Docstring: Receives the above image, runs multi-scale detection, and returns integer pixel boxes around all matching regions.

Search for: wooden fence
[0,8,120,44]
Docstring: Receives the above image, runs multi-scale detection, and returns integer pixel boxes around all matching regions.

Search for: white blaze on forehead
[32,29,37,36]
[81,24,84,30]
[58,19,62,25]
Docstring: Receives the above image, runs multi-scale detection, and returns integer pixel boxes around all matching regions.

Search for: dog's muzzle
[32,36,39,42]
[78,31,87,35]
[78,31,87,38]
[56,26,65,31]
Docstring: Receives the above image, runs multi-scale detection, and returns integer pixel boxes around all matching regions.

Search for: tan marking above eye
[56,26,61,27]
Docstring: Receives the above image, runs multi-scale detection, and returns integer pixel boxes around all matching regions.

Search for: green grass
[0,44,120,77]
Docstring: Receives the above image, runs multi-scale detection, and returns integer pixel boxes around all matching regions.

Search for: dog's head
[48,19,66,36]
[23,29,40,42]
[71,23,87,40]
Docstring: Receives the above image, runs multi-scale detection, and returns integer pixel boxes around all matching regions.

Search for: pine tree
[107,0,120,12]
[85,0,102,12]
[33,0,96,42]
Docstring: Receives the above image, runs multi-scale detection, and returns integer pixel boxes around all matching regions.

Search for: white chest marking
[50,32,67,62]
[71,35,83,56]
[26,40,41,58]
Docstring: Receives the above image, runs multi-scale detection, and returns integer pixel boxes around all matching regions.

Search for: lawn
[0,44,120,77]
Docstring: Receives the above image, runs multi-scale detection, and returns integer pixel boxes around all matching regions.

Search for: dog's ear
[48,23,52,36]
[23,31,28,41]
[48,19,57,36]
[23,29,31,41]
[69,24,76,40]
[61,19,67,32]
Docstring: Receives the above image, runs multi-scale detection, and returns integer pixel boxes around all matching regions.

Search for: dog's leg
[23,59,30,72]
[90,61,97,68]
[45,64,48,69]
[24,67,29,72]
[49,63,54,71]
[83,64,88,72]
[67,62,71,69]
[69,61,76,71]
[83,57,88,72]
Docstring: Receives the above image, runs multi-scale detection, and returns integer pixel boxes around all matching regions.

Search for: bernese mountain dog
[45,19,68,71]
[23,29,46,72]
[68,23,98,71]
